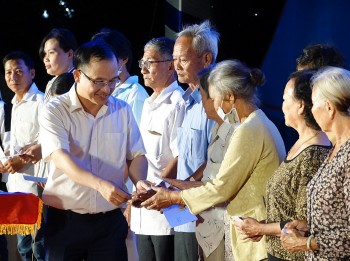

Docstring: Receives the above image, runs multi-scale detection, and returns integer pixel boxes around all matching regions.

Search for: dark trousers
[136,234,174,261]
[174,232,198,261]
[45,207,128,261]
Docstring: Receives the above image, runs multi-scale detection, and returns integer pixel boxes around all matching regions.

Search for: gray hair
[144,37,175,59]
[311,66,350,116]
[178,20,220,63]
[208,60,265,105]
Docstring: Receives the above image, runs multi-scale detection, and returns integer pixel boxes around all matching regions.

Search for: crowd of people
[0,19,348,261]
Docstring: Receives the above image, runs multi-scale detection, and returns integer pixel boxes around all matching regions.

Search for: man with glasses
[39,41,147,260]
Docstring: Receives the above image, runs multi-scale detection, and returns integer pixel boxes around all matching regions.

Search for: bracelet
[306,235,314,251]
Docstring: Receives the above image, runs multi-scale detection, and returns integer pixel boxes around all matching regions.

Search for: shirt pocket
[104,132,126,165]
[15,120,36,146]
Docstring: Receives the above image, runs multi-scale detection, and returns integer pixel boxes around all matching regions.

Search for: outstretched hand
[141,186,183,211]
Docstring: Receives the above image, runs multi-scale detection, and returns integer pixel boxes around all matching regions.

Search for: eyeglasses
[79,70,121,89]
[138,59,173,69]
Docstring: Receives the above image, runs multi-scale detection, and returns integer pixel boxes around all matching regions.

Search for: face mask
[217,99,240,124]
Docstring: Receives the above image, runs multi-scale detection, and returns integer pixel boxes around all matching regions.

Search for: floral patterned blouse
[306,139,350,260]
[266,145,330,260]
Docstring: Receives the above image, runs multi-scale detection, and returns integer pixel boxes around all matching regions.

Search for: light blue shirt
[175,87,215,232]
[111,75,149,126]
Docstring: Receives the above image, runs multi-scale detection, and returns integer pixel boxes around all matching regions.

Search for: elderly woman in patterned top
[281,66,350,260]
[233,69,331,261]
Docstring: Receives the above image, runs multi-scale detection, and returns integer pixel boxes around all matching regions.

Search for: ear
[297,100,304,115]
[30,68,35,80]
[325,100,336,119]
[227,92,235,103]
[203,52,213,67]
[73,69,81,83]
[67,49,74,58]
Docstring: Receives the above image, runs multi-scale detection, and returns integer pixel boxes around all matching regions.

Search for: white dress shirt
[40,86,146,214]
[131,81,185,235]
[6,83,44,195]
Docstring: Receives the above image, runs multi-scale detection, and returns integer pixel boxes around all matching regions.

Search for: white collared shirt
[6,83,44,195]
[40,86,146,214]
[131,81,185,235]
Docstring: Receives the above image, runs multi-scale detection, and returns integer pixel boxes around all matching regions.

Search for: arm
[234,217,281,239]
[127,155,148,186]
[160,157,178,179]
[51,149,130,205]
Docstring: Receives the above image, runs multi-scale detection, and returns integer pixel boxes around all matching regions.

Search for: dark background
[1,0,349,150]
[0,0,285,92]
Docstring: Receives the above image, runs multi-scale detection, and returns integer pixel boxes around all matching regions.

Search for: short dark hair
[296,44,345,70]
[91,28,133,71]
[39,28,78,60]
[198,65,215,98]
[289,69,320,130]
[50,72,75,97]
[73,41,116,70]
[3,50,35,70]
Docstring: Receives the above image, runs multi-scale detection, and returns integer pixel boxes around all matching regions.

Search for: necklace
[287,131,321,158]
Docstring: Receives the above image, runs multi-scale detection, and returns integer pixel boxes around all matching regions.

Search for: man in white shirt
[39,41,147,260]
[2,51,45,260]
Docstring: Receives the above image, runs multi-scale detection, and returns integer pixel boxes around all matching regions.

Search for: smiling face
[74,56,119,113]
[43,38,73,76]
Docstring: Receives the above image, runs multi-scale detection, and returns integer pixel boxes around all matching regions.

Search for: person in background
[48,71,75,97]
[296,43,345,71]
[131,36,185,261]
[150,19,219,261]
[139,59,286,261]
[39,28,77,103]
[91,28,149,126]
[39,41,147,260]
[2,51,45,260]
[281,66,350,260]
[233,70,331,261]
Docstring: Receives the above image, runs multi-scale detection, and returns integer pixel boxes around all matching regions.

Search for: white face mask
[217,99,240,124]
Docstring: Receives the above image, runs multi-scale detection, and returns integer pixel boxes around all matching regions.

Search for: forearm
[51,149,103,190]
[186,162,206,181]
[260,222,282,236]
[128,155,148,185]
[161,157,178,179]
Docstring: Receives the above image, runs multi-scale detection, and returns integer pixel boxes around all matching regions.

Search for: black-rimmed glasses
[138,59,173,69]
[79,70,121,89]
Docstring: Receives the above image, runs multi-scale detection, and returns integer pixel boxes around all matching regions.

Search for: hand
[233,217,263,239]
[122,203,131,227]
[280,228,307,253]
[0,161,7,173]
[141,186,182,211]
[136,180,154,194]
[98,180,131,206]
[284,220,308,233]
[4,156,28,174]
[20,143,42,164]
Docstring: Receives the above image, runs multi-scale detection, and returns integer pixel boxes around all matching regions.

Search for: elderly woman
[137,59,286,261]
[281,66,350,260]
[233,69,331,261]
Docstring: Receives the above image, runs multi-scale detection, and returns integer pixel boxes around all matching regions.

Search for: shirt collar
[12,82,40,104]
[68,84,110,115]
